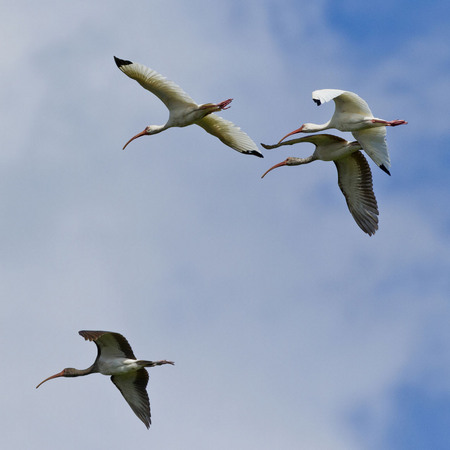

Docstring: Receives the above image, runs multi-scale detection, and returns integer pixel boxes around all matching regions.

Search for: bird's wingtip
[313,98,322,106]
[380,164,391,176]
[249,150,264,158]
[114,56,133,68]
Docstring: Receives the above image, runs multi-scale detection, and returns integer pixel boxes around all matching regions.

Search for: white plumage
[114,56,262,158]
[277,89,407,175]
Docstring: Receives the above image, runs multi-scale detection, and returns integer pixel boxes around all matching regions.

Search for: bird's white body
[261,134,379,236]
[279,89,407,175]
[97,358,146,376]
[114,56,262,157]
[309,136,361,161]
[89,330,148,375]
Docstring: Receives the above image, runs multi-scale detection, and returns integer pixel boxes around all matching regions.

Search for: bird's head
[144,125,164,135]
[35,368,79,388]
[122,125,164,150]
[261,157,298,178]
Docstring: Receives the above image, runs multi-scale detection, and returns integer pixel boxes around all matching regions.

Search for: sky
[1,0,450,448]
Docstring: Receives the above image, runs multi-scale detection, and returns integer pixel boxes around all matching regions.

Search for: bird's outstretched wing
[79,330,136,360]
[352,127,390,174]
[261,133,348,150]
[334,151,379,236]
[312,89,345,106]
[114,56,197,111]
[111,369,151,429]
[313,89,373,116]
[197,114,263,157]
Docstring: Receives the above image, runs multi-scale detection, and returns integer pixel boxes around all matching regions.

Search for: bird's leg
[371,119,408,126]
[152,360,175,366]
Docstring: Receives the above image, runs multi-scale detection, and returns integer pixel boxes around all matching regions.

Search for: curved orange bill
[277,125,304,144]
[36,370,65,389]
[123,129,147,150]
[261,160,288,179]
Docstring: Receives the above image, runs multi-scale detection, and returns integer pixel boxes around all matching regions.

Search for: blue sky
[1,1,450,448]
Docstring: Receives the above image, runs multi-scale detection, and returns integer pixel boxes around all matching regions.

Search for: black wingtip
[249,150,264,158]
[313,98,321,106]
[380,164,391,176]
[114,56,133,68]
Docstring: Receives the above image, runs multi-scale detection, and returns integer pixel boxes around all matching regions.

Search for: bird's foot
[198,99,232,114]
[217,98,232,110]
[388,119,408,126]
[156,360,175,366]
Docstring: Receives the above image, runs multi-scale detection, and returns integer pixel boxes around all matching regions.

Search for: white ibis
[261,134,379,235]
[114,56,263,158]
[36,330,174,429]
[277,89,407,175]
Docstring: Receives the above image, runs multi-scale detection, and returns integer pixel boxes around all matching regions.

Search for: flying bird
[276,89,407,175]
[36,330,174,429]
[114,56,262,158]
[261,134,379,236]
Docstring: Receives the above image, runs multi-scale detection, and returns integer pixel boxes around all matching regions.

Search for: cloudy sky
[2,0,450,448]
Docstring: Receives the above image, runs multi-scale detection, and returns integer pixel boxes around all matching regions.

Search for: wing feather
[312,89,346,105]
[114,57,197,111]
[111,369,151,428]
[197,114,263,157]
[352,127,390,172]
[334,151,379,236]
[313,89,373,116]
[79,330,136,360]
